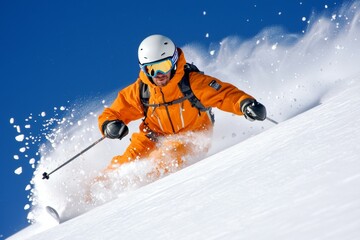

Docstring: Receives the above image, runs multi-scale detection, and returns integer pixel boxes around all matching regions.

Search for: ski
[46,206,61,223]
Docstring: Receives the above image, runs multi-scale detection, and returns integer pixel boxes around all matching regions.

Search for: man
[98,34,266,172]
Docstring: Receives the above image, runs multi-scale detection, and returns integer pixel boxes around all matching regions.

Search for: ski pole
[266,117,279,125]
[42,136,105,180]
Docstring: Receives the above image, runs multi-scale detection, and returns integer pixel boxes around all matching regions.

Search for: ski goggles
[140,48,179,77]
[141,58,174,77]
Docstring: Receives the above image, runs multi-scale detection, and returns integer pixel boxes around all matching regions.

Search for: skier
[98,34,266,173]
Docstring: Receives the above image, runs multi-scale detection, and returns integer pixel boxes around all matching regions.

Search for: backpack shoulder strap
[184,62,203,74]
[139,81,150,117]
[178,63,209,112]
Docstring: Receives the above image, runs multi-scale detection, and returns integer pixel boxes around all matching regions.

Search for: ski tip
[46,206,61,223]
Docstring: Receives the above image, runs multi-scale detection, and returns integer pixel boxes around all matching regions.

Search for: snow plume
[183,1,360,152]
[87,131,211,206]
[26,1,360,231]
[28,97,211,227]
[27,100,110,225]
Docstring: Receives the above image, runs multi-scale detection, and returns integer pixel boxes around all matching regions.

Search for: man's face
[152,71,171,87]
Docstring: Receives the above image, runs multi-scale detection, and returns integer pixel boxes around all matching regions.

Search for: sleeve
[189,72,255,116]
[98,79,144,132]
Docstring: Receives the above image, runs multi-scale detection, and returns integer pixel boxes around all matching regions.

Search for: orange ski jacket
[98,48,254,135]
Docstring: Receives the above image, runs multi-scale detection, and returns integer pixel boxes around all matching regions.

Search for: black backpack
[139,63,214,123]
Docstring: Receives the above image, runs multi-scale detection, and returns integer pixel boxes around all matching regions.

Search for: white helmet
[138,34,178,65]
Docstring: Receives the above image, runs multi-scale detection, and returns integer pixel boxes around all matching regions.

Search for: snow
[19,147,26,153]
[9,83,360,239]
[15,134,25,142]
[8,2,360,240]
[14,167,22,175]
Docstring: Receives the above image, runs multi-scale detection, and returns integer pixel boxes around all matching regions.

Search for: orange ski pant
[105,132,199,171]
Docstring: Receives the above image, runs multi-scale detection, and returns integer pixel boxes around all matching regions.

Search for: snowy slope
[8,2,360,239]
[9,77,360,240]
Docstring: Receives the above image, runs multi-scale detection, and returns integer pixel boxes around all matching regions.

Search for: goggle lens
[142,59,174,77]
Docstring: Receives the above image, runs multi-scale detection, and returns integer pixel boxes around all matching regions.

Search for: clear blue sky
[0,0,347,238]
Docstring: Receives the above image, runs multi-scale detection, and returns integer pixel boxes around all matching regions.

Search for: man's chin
[154,79,169,87]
